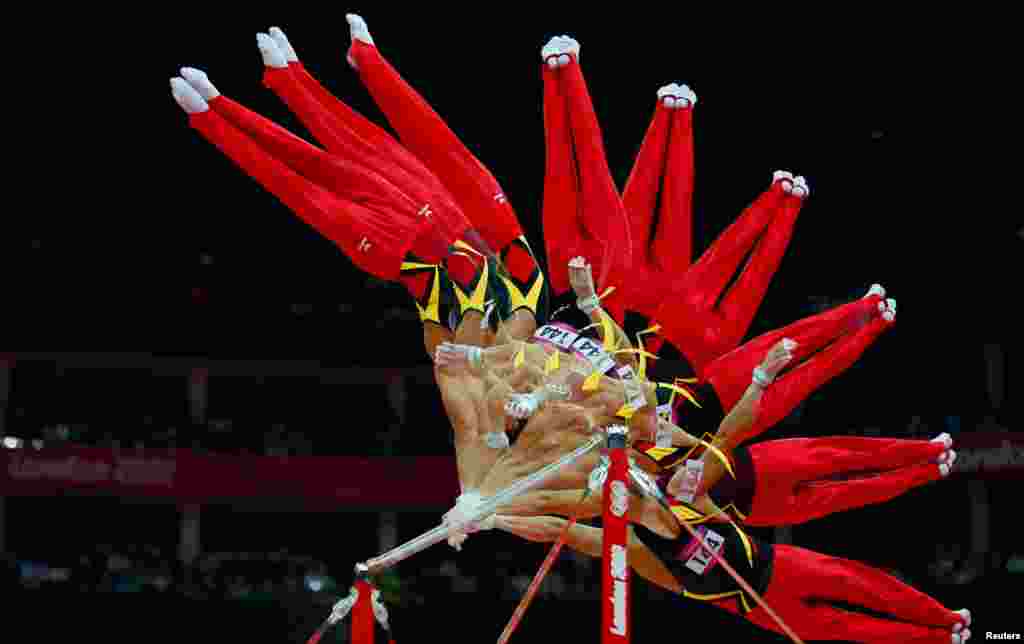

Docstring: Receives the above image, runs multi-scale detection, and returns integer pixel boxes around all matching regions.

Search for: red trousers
[651,181,803,373]
[348,40,523,256]
[346,40,545,313]
[259,65,474,259]
[621,99,695,321]
[541,55,633,316]
[745,437,944,526]
[717,544,961,644]
[187,95,464,282]
[704,294,891,442]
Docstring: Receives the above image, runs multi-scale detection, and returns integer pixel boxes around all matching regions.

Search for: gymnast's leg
[744,436,950,527]
[704,287,889,416]
[622,83,698,323]
[540,36,633,318]
[652,172,795,372]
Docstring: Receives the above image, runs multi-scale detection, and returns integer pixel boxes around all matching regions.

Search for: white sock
[541,35,579,65]
[170,77,209,114]
[657,83,681,107]
[346,14,375,46]
[180,67,220,101]
[792,175,810,198]
[882,298,897,322]
[268,27,299,63]
[865,283,886,299]
[955,609,971,627]
[560,35,580,61]
[257,33,288,69]
[772,170,794,193]
[657,83,696,108]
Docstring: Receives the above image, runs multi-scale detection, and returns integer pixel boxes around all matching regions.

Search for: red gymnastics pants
[258,64,474,259]
[703,293,892,443]
[542,53,633,316]
[346,39,545,316]
[621,92,695,321]
[649,176,804,373]
[744,437,945,527]
[717,544,962,644]
[186,95,465,283]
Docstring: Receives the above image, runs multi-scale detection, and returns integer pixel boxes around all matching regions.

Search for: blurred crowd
[14,545,337,601]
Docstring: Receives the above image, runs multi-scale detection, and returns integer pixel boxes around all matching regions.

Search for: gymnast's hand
[568,256,598,311]
[665,459,703,502]
[753,338,796,386]
[444,490,491,550]
[435,342,480,369]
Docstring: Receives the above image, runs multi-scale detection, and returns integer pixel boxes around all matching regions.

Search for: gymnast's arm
[435,338,548,379]
[434,363,495,492]
[494,515,683,594]
[628,392,703,448]
[568,256,636,366]
[692,338,794,493]
[496,487,680,539]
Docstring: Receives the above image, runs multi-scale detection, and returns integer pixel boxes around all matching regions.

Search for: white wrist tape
[484,431,510,449]
[577,295,601,315]
[673,459,704,504]
[457,490,482,507]
[468,346,483,370]
[752,365,774,388]
[544,382,571,401]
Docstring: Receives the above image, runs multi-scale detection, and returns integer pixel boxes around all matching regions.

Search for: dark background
[3,7,1020,643]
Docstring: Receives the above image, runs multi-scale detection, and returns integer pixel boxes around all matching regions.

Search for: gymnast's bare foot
[541,35,580,69]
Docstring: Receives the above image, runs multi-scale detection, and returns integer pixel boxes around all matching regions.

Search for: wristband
[752,365,774,388]
[673,459,704,504]
[457,489,481,505]
[484,431,510,449]
[544,382,571,401]
[468,347,483,370]
[577,294,601,314]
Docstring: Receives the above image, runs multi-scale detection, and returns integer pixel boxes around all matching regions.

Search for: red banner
[948,432,1024,480]
[601,445,630,644]
[0,446,460,507]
